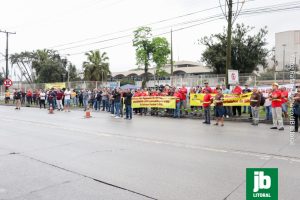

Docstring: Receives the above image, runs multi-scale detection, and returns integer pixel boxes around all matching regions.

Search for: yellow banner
[132,96,176,109]
[190,92,252,106]
[45,82,66,90]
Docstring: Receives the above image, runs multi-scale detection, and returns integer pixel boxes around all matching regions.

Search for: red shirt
[56,91,63,100]
[212,88,219,94]
[271,89,282,108]
[174,92,182,103]
[202,86,212,93]
[232,86,242,95]
[134,91,141,97]
[26,91,32,97]
[180,87,187,101]
[151,91,158,96]
[203,94,212,108]
[140,91,148,96]
[281,91,288,103]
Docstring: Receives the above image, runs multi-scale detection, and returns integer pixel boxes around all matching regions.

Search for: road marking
[1,116,300,164]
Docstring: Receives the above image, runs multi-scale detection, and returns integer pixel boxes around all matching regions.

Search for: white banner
[228,70,239,85]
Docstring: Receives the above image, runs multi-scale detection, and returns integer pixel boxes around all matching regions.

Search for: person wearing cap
[214,88,225,126]
[232,83,242,117]
[203,89,213,124]
[202,82,212,93]
[250,86,261,126]
[269,83,284,130]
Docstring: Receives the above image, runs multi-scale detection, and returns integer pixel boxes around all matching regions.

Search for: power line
[57,14,223,51]
[64,1,300,56]
[66,17,226,56]
[49,5,225,49]
[60,1,300,52]
[50,0,258,49]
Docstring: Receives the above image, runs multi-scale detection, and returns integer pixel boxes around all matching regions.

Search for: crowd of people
[4,81,299,132]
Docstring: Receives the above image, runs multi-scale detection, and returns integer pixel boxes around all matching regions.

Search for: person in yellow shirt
[5,90,10,104]
[71,89,77,107]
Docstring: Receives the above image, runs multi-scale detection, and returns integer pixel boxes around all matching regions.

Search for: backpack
[260,95,265,106]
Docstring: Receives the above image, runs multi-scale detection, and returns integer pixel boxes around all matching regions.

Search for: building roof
[111,61,211,78]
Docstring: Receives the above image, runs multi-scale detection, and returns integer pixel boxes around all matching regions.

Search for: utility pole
[0,30,16,80]
[225,0,233,88]
[220,0,245,88]
[282,44,286,84]
[170,29,174,86]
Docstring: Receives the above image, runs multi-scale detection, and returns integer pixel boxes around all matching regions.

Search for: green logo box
[246,168,278,200]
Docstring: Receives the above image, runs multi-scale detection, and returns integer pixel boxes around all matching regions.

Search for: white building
[275,30,300,70]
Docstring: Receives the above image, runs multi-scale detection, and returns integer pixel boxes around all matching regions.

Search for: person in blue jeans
[124,89,133,119]
[173,88,182,118]
[264,92,272,120]
[113,88,121,118]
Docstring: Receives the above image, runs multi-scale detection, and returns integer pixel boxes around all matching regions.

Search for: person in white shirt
[263,90,272,120]
[64,88,71,112]
[39,90,46,109]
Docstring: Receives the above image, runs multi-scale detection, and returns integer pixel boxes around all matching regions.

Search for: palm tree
[83,50,110,82]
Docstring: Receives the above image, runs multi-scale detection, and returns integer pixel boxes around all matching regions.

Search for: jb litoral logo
[246,168,278,200]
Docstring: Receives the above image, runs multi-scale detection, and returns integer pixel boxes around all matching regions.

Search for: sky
[0,0,299,77]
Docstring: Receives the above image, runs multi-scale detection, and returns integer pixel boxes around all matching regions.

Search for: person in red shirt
[281,87,289,118]
[56,89,64,111]
[26,89,33,106]
[179,84,188,115]
[150,89,159,116]
[202,82,212,93]
[151,90,158,96]
[203,89,213,124]
[173,88,182,118]
[269,83,284,130]
[232,83,242,117]
[212,85,221,94]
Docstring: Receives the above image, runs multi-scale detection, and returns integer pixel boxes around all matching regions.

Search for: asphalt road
[0,106,299,200]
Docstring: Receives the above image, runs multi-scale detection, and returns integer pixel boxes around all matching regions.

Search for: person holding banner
[180,84,188,116]
[173,88,182,118]
[214,88,225,126]
[232,84,242,117]
[250,87,261,126]
[202,82,212,93]
[270,83,284,131]
[203,89,213,124]
[222,85,231,118]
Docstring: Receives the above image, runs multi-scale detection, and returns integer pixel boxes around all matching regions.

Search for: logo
[246,168,278,200]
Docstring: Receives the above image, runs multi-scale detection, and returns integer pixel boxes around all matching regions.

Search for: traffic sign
[3,79,13,87]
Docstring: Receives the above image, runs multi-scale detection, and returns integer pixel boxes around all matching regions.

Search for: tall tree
[0,72,4,85]
[152,37,171,81]
[133,27,153,88]
[67,63,81,81]
[11,49,69,83]
[10,51,35,83]
[83,50,110,82]
[133,27,171,87]
[31,49,67,83]
[200,24,269,74]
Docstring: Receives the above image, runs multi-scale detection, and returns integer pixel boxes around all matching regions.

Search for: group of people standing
[7,81,299,132]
